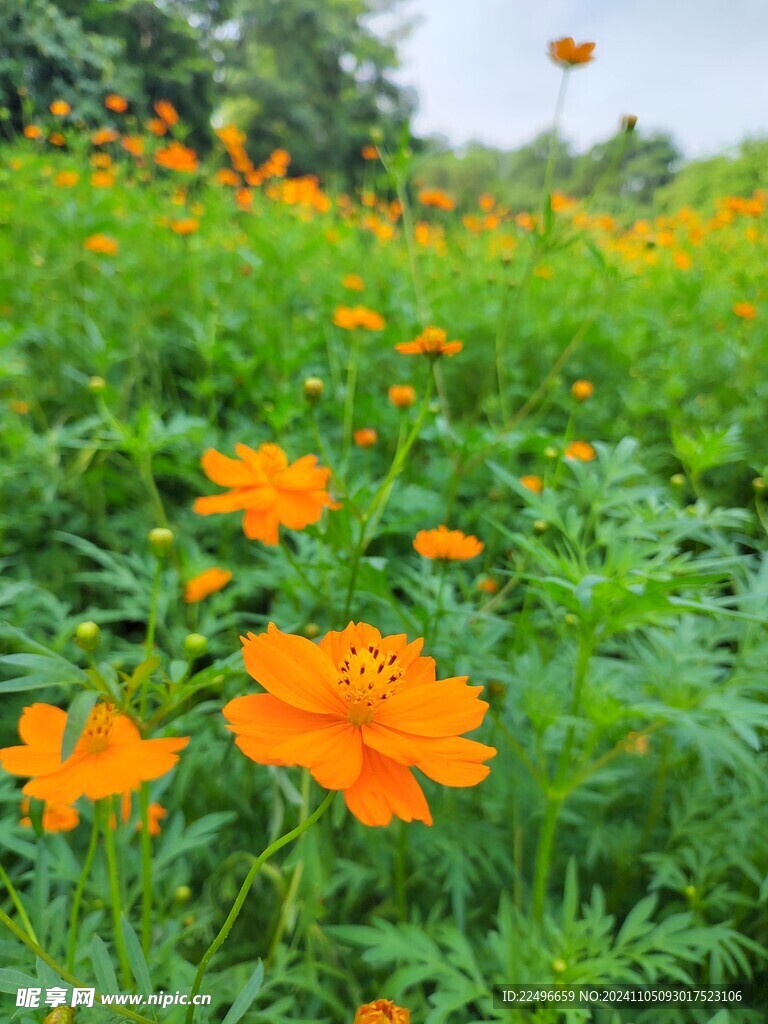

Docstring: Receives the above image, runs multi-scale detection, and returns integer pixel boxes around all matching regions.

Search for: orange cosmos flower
[170,217,199,235]
[342,273,365,291]
[50,100,71,116]
[0,703,189,804]
[91,171,115,188]
[155,141,198,173]
[333,306,386,331]
[732,301,757,319]
[479,193,495,212]
[91,127,119,146]
[224,622,496,826]
[564,440,596,461]
[215,167,241,187]
[20,796,79,833]
[54,171,79,188]
[354,999,410,1023]
[147,118,167,137]
[548,37,596,66]
[413,525,484,561]
[48,132,66,147]
[121,134,144,157]
[83,234,118,255]
[154,99,179,126]
[23,124,42,140]
[571,379,594,401]
[354,428,378,448]
[476,576,499,595]
[395,325,462,359]
[361,145,379,160]
[673,251,692,271]
[90,152,113,168]
[105,93,128,113]
[194,442,334,545]
[184,566,233,603]
[417,188,455,211]
[235,187,253,209]
[388,384,416,409]
[520,475,544,494]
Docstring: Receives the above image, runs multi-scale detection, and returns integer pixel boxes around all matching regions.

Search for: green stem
[102,797,132,988]
[0,861,37,945]
[66,806,100,971]
[540,70,570,229]
[266,768,312,963]
[395,178,428,323]
[0,905,157,1024]
[145,559,162,661]
[430,562,448,648]
[139,784,152,956]
[342,335,361,461]
[185,789,336,1023]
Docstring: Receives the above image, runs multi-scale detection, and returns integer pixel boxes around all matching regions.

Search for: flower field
[0,85,767,1024]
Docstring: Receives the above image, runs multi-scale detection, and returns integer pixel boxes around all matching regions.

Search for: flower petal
[18,704,67,750]
[374,677,488,737]
[201,448,256,487]
[223,693,335,767]
[243,507,280,544]
[274,722,363,789]
[362,724,496,786]
[241,625,347,715]
[343,748,432,827]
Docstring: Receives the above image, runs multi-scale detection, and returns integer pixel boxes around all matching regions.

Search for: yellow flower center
[82,703,115,753]
[337,642,404,726]
[258,443,289,478]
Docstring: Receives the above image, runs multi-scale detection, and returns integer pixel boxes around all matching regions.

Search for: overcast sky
[372,0,768,158]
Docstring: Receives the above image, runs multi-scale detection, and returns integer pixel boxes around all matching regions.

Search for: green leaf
[91,934,120,995]
[121,916,152,994]
[221,961,264,1024]
[61,691,99,760]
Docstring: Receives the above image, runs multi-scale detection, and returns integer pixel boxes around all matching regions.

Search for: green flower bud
[88,375,106,392]
[148,527,174,558]
[184,633,207,659]
[670,473,686,487]
[303,376,324,403]
[75,620,101,652]
[551,957,567,974]
[175,884,192,904]
[533,519,549,534]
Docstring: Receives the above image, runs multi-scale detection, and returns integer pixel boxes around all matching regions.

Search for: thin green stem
[266,768,312,964]
[430,562,448,648]
[144,560,162,661]
[185,789,336,1023]
[540,70,570,229]
[102,797,132,988]
[0,905,156,1024]
[0,861,37,944]
[342,335,361,461]
[395,178,428,323]
[139,784,152,956]
[67,806,100,971]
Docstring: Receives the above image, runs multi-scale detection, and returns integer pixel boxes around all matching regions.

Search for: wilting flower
[396,325,462,359]
[49,100,71,116]
[154,99,179,126]
[417,188,455,211]
[354,428,378,448]
[571,379,594,401]
[155,141,198,173]
[83,234,119,255]
[732,301,757,319]
[388,385,416,409]
[23,125,42,140]
[564,440,596,461]
[623,731,649,756]
[0,703,189,803]
[342,273,365,291]
[333,306,386,331]
[105,94,128,113]
[224,622,496,826]
[20,796,79,833]
[548,37,596,66]
[354,999,410,1023]
[519,475,544,494]
[413,526,484,561]
[184,567,233,603]
[194,442,335,545]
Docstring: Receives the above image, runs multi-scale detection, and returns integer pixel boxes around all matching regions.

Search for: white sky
[372,0,768,157]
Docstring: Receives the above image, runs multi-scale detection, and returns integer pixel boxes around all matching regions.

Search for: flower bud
[621,114,638,132]
[75,620,101,652]
[184,633,207,659]
[753,476,765,492]
[533,519,548,534]
[88,375,106,392]
[303,376,324,403]
[551,958,567,974]
[303,622,321,639]
[564,613,579,626]
[148,527,174,558]
[44,1010,75,1024]
[174,884,192,904]
[544,445,558,459]
[670,473,686,487]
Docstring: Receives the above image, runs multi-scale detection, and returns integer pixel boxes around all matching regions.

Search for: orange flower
[520,475,544,494]
[23,125,42,140]
[91,127,119,146]
[395,325,462,359]
[83,234,119,255]
[170,217,199,235]
[0,703,189,804]
[571,379,594,401]
[10,400,30,414]
[184,567,233,603]
[91,171,116,188]
[354,428,378,448]
[120,135,144,157]
[342,273,365,291]
[564,440,596,461]
[215,168,241,187]
[548,37,596,66]
[50,100,71,116]
[115,792,167,835]
[147,118,168,137]
[154,99,179,126]
[417,188,455,211]
[361,145,379,160]
[478,193,495,212]
[414,525,484,561]
[20,797,79,833]
[155,141,198,173]
[733,301,757,319]
[90,152,113,168]
[48,132,66,147]
[673,251,692,271]
[194,442,334,545]
[333,306,386,331]
[623,732,649,756]
[105,94,128,113]
[224,622,496,826]
[354,999,410,1023]
[476,577,499,595]
[388,385,416,409]
[235,187,253,209]
[54,171,79,188]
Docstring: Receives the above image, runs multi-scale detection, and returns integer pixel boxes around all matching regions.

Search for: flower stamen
[337,643,404,725]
